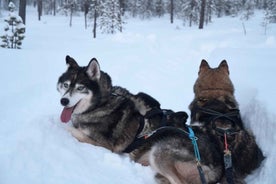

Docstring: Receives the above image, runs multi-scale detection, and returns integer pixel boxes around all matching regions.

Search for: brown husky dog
[189,60,264,183]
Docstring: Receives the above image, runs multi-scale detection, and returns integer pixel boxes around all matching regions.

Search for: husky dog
[57,56,232,184]
[189,60,265,183]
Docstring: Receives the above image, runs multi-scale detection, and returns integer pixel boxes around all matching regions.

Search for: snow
[0,8,276,184]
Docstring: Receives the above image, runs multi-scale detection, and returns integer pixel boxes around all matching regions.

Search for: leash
[188,126,207,184]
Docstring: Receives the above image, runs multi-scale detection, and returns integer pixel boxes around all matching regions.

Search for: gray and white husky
[58,56,262,184]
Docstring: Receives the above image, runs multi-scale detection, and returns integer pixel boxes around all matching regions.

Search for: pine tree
[227,0,242,16]
[242,0,255,21]
[60,0,80,27]
[19,0,27,24]
[265,0,276,23]
[84,0,90,29]
[241,0,255,35]
[179,0,200,27]
[127,0,140,17]
[199,0,206,29]
[170,0,174,23]
[119,0,126,15]
[43,0,57,15]
[140,0,154,19]
[88,0,101,38]
[155,0,165,17]
[37,0,42,20]
[205,0,215,25]
[1,2,25,49]
[99,0,123,34]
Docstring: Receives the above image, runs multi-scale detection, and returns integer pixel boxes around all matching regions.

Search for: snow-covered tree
[214,0,241,17]
[227,0,242,16]
[169,0,174,23]
[99,0,123,34]
[199,0,206,29]
[59,0,80,27]
[88,0,101,38]
[264,0,276,23]
[127,0,139,17]
[241,0,255,35]
[205,0,215,25]
[37,0,42,20]
[19,0,27,24]
[178,0,200,27]
[43,0,57,16]
[1,2,25,49]
[127,0,155,19]
[155,0,165,17]
[241,0,255,21]
[84,0,90,29]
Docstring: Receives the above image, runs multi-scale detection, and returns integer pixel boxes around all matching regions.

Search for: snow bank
[0,8,275,184]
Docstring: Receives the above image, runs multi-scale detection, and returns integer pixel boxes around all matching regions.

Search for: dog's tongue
[60,107,74,123]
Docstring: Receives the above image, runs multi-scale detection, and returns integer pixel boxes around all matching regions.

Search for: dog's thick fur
[189,60,265,183]
[57,56,264,184]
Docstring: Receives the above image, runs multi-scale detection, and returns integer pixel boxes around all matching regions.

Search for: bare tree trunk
[189,14,192,27]
[119,0,125,16]
[84,13,87,29]
[242,22,247,35]
[53,0,56,16]
[84,0,89,29]
[69,4,73,27]
[199,0,206,29]
[37,0,42,21]
[19,0,26,24]
[11,22,14,48]
[170,0,174,24]
[93,3,97,38]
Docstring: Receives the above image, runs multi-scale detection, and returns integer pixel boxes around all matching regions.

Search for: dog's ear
[86,58,101,80]
[218,60,229,74]
[199,59,210,74]
[65,55,79,69]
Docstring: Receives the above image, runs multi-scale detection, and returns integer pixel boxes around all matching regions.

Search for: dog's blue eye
[77,86,85,91]
[63,83,69,89]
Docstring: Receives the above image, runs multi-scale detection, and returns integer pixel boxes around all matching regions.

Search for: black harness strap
[123,126,190,153]
[196,106,241,136]
[123,108,161,153]
[123,108,174,153]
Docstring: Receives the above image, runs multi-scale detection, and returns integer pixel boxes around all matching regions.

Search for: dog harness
[123,109,208,184]
[195,106,242,184]
[123,108,176,153]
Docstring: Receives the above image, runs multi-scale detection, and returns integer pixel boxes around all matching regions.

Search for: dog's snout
[60,98,69,106]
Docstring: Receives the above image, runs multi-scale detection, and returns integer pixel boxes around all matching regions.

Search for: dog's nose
[60,98,69,106]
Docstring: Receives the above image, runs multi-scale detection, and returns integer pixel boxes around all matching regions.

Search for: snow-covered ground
[0,8,275,184]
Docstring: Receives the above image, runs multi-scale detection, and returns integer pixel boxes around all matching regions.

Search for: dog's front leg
[66,126,114,151]
[66,126,98,145]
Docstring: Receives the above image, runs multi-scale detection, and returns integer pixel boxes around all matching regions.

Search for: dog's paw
[65,126,98,146]
[66,126,86,140]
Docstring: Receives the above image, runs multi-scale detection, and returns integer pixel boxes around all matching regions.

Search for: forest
[0,0,276,38]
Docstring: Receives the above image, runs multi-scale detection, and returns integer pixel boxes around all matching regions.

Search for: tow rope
[193,106,240,184]
[188,126,207,184]
[223,133,235,184]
